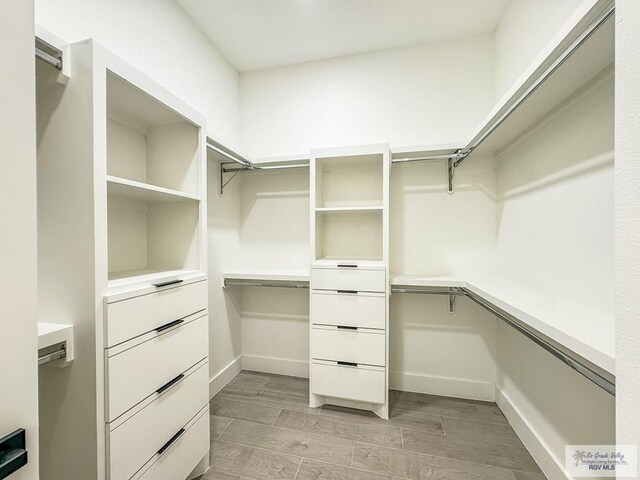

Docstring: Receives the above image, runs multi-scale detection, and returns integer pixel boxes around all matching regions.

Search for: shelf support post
[448,294,455,314]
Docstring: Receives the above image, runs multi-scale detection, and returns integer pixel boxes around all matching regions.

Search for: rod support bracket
[448,294,456,314]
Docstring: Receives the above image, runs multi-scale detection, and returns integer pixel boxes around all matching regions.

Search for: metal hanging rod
[223,278,310,289]
[393,284,614,396]
[38,345,67,366]
[207,141,310,195]
[461,287,615,396]
[35,37,63,70]
[455,1,614,171]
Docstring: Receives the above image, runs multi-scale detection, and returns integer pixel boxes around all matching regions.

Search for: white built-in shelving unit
[37,39,209,480]
[308,144,391,419]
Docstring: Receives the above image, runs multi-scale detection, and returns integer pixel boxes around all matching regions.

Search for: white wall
[35,0,240,148]
[0,1,39,478]
[494,67,615,479]
[493,0,586,100]
[240,34,495,158]
[234,36,500,399]
[615,0,640,472]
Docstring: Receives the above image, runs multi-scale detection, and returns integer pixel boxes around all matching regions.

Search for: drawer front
[312,327,385,366]
[311,291,385,330]
[106,280,207,347]
[133,406,209,480]
[106,315,208,421]
[311,362,385,404]
[108,362,208,480]
[311,267,385,292]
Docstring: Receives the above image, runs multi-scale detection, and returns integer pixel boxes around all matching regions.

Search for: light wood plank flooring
[199,371,547,480]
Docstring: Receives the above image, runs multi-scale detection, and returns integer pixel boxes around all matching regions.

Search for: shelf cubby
[107,190,200,283]
[107,71,200,196]
[314,209,383,262]
[315,153,383,208]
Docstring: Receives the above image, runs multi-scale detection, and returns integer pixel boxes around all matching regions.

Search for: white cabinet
[309,144,390,419]
[36,40,209,480]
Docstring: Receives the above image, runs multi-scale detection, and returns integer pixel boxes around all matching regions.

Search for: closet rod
[38,345,66,366]
[223,279,310,289]
[455,1,615,169]
[35,37,63,70]
[207,142,251,168]
[461,287,615,396]
[390,284,614,395]
[391,153,463,164]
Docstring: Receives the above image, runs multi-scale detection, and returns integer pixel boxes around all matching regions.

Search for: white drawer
[311,361,385,404]
[132,406,210,480]
[106,279,207,347]
[108,361,208,480]
[106,313,208,421]
[311,290,385,330]
[312,326,385,366]
[311,266,385,292]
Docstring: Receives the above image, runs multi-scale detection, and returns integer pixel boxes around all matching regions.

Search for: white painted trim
[390,370,495,402]
[209,356,242,398]
[242,354,309,378]
[495,387,568,480]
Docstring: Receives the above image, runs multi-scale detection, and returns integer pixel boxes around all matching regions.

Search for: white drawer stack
[104,278,209,480]
[310,265,387,406]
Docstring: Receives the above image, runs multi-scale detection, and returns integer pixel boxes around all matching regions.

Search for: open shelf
[315,153,383,208]
[390,274,614,378]
[466,2,614,159]
[314,209,383,262]
[107,192,199,283]
[107,175,200,202]
[107,71,201,196]
[315,206,383,212]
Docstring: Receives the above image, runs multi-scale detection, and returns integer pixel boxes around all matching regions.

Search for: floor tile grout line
[350,441,355,467]
[215,417,234,440]
[214,438,305,462]
[352,439,542,475]
[400,427,405,449]
[296,455,414,480]
[222,414,404,453]
[272,408,284,426]
[293,456,303,480]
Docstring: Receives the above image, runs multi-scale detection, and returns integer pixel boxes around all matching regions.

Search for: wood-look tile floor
[200,371,547,480]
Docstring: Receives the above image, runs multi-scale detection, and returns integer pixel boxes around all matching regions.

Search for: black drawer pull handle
[337,264,358,268]
[337,290,358,294]
[0,428,28,479]
[156,374,185,395]
[337,361,358,367]
[153,279,184,288]
[155,319,184,333]
[157,428,185,456]
[337,326,358,330]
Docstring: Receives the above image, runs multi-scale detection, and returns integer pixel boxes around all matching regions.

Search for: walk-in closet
[1,1,639,480]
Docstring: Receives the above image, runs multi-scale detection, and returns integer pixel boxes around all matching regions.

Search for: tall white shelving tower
[309,144,390,419]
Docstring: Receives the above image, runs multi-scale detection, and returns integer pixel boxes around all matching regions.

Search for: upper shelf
[465,0,614,159]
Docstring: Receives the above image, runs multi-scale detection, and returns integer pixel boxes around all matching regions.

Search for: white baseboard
[242,354,309,378]
[390,370,495,402]
[495,387,568,480]
[209,356,242,398]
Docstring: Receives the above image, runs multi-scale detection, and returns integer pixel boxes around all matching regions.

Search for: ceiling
[177,0,510,72]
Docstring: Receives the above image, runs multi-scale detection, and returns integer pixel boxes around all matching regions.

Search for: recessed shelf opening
[106,71,200,196]
[107,193,199,282]
[315,154,383,208]
[315,209,383,262]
